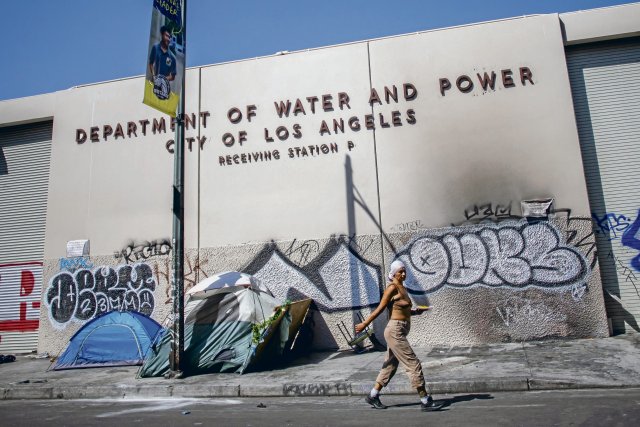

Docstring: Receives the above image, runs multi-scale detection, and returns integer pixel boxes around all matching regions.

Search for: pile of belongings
[0,354,16,364]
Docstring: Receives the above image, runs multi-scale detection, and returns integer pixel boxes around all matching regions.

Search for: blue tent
[52,311,163,370]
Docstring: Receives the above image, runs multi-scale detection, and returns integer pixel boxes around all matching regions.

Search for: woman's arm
[410,305,431,316]
[355,285,396,333]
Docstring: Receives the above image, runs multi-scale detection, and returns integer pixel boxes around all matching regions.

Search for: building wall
[4,7,632,353]
[566,37,640,335]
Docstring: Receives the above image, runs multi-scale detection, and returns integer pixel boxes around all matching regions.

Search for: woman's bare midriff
[390,287,412,321]
[390,305,412,321]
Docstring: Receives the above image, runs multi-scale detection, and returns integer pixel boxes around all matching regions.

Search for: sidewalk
[1,334,639,400]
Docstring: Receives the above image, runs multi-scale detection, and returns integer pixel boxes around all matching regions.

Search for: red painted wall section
[0,262,42,336]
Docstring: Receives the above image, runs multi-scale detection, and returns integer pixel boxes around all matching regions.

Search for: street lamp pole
[169,0,187,378]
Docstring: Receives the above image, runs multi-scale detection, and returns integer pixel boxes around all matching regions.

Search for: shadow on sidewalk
[388,393,494,410]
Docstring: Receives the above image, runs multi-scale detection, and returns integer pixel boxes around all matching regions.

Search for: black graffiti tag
[75,269,96,321]
[114,239,172,264]
[46,263,156,325]
[46,273,76,324]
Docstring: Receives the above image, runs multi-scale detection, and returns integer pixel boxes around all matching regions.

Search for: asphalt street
[1,388,638,426]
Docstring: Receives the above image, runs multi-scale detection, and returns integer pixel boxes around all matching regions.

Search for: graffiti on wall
[593,211,633,241]
[46,263,156,326]
[495,295,569,340]
[244,238,382,312]
[281,235,378,267]
[464,202,514,222]
[239,220,592,314]
[283,239,322,266]
[561,214,598,268]
[59,257,93,272]
[496,296,566,327]
[606,250,640,298]
[390,220,428,233]
[395,221,590,294]
[114,239,172,264]
[622,210,640,273]
[0,262,42,340]
[571,282,588,301]
[153,254,210,303]
[42,218,591,333]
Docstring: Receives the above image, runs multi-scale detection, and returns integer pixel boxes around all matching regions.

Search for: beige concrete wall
[370,14,590,235]
[0,92,56,127]
[41,70,201,260]
[1,10,617,353]
[198,42,380,246]
[561,3,640,45]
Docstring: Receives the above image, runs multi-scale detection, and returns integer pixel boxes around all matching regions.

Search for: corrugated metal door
[0,121,52,353]
[567,39,640,334]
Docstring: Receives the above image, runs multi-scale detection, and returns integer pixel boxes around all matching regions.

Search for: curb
[4,378,638,400]
[526,379,636,390]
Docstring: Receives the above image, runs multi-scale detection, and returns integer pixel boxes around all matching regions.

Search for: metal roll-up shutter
[567,39,640,335]
[0,121,52,353]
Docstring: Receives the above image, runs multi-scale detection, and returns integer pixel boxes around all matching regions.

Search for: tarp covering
[139,287,308,377]
[187,270,272,298]
[52,311,163,370]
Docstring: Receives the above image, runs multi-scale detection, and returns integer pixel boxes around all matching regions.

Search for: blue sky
[1,0,634,101]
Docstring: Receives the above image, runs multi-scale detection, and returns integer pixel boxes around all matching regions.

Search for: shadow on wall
[0,147,8,175]
[306,305,339,350]
[604,289,640,333]
[345,154,396,343]
[344,154,397,256]
[238,155,388,349]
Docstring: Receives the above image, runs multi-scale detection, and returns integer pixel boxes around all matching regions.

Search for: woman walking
[355,260,442,411]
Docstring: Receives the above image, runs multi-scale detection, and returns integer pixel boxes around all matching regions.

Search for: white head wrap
[388,260,406,281]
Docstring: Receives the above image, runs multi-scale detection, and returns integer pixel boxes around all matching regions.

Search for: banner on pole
[143,0,185,117]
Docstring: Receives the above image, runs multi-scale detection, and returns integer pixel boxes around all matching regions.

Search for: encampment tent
[52,311,163,370]
[140,282,310,377]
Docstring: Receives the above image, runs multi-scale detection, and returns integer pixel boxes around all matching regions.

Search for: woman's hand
[355,322,367,333]
[411,306,430,315]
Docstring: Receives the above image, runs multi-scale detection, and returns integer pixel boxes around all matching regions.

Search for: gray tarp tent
[139,274,310,377]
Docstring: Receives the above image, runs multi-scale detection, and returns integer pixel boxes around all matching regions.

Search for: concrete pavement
[1,334,639,400]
